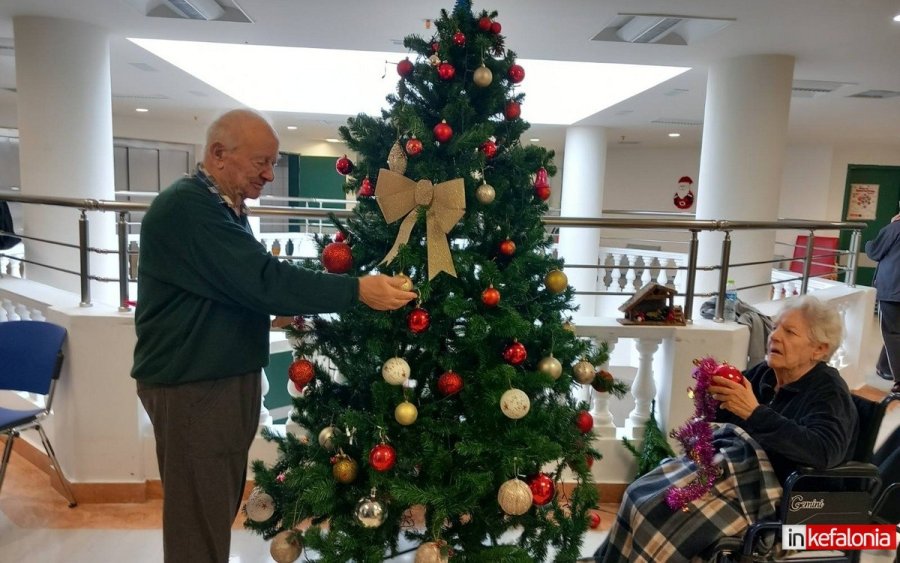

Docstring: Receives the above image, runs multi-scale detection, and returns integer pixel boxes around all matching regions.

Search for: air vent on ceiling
[849,90,900,99]
[591,14,734,46]
[167,0,224,20]
[617,136,641,145]
[651,118,703,127]
[189,90,209,97]
[129,62,158,72]
[791,80,852,98]
[136,0,252,23]
[112,93,170,100]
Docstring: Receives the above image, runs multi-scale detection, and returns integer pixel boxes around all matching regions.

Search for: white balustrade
[625,337,661,439]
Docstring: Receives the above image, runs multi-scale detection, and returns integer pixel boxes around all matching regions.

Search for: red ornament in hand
[288,359,315,387]
[527,473,555,506]
[503,341,527,365]
[405,137,423,156]
[481,285,500,308]
[407,307,430,333]
[714,363,745,385]
[504,100,521,120]
[322,242,352,273]
[507,64,525,84]
[358,177,374,197]
[478,17,492,32]
[437,370,463,396]
[437,62,456,81]
[397,58,414,78]
[335,155,354,175]
[575,410,593,434]
[369,443,396,472]
[433,120,453,143]
[499,238,516,256]
[480,140,497,159]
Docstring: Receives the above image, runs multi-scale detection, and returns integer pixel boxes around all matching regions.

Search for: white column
[14,16,118,305]
[589,339,618,438]
[694,55,795,313]
[558,127,607,316]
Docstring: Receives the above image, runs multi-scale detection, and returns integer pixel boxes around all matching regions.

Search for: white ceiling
[1,0,899,152]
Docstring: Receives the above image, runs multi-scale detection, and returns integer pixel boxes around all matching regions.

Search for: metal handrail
[0,193,868,318]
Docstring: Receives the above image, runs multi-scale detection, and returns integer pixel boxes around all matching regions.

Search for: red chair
[789,235,839,280]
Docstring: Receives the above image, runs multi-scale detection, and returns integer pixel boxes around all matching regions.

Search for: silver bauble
[355,496,386,528]
[573,360,595,384]
[537,355,563,380]
[475,183,496,204]
[318,425,337,449]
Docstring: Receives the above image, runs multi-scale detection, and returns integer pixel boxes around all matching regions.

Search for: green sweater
[131,175,359,385]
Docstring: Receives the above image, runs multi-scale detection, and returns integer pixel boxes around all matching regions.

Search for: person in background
[865,211,900,394]
[131,109,416,563]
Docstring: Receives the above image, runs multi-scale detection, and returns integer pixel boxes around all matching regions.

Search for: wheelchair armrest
[784,462,879,492]
[739,519,781,560]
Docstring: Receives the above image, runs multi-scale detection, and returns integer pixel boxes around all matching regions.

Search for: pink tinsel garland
[665,356,724,511]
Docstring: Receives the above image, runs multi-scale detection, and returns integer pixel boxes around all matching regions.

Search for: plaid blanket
[600,424,782,562]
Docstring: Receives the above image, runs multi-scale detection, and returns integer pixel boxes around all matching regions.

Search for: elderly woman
[598,295,858,562]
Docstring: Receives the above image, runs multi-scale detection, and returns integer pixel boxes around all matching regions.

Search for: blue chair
[0,320,77,507]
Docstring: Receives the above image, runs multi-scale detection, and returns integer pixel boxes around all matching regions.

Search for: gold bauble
[333,455,359,484]
[544,269,568,294]
[382,357,411,385]
[499,388,531,419]
[475,183,496,204]
[563,321,576,333]
[497,478,533,515]
[573,360,595,384]
[395,273,414,291]
[537,355,563,380]
[415,541,449,563]
[269,530,303,563]
[395,400,418,425]
[473,64,493,87]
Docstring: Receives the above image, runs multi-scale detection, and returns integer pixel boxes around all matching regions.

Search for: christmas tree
[247,2,609,561]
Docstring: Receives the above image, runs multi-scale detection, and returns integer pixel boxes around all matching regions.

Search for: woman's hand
[709,375,759,419]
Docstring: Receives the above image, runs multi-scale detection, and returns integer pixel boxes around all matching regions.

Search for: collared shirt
[195,164,250,218]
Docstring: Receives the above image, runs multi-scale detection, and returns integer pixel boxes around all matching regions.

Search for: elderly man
[132,109,416,562]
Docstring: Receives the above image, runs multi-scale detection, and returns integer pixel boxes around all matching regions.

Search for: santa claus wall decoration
[674,176,695,209]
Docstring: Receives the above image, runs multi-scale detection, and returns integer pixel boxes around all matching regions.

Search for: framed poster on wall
[845,183,879,220]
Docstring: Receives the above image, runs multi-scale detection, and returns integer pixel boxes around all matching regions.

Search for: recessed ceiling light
[10,186,20,191]
[135,107,149,112]
[129,39,689,125]
[286,125,298,130]
[668,132,681,137]
[529,138,540,142]
[325,138,343,143]
[894,13,900,22]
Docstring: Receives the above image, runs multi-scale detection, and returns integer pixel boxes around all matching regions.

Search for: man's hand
[709,375,759,420]
[358,274,417,311]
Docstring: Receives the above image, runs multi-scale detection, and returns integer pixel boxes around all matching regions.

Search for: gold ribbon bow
[376,168,466,280]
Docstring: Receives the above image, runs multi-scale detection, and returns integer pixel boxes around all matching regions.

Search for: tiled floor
[1,312,898,562]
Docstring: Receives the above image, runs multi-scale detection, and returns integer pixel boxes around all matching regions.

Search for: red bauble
[534,185,551,201]
[334,231,346,243]
[437,370,463,396]
[437,62,456,81]
[534,167,551,201]
[405,137,423,156]
[527,473,555,506]
[288,359,315,387]
[589,511,602,529]
[397,58,414,78]
[714,363,745,385]
[586,454,595,469]
[321,242,352,273]
[499,238,516,256]
[504,100,521,120]
[335,155,354,175]
[369,443,396,472]
[433,120,453,143]
[478,17,492,32]
[358,177,375,197]
[575,410,593,434]
[480,140,497,159]
[481,285,500,308]
[490,21,502,34]
[452,31,466,46]
[407,307,431,333]
[507,64,525,84]
[431,41,440,53]
[503,341,527,366]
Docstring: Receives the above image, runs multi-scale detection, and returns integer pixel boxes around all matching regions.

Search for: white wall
[602,147,700,212]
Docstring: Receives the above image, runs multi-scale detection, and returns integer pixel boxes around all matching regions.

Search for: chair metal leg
[35,424,77,507]
[0,430,17,496]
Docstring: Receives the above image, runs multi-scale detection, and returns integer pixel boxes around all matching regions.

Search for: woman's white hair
[775,294,843,361]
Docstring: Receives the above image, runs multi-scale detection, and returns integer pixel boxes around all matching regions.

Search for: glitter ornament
[358,177,375,197]
[475,182,496,204]
[245,488,275,522]
[321,241,352,273]
[288,359,315,387]
[497,478,532,515]
[332,454,358,484]
[573,360,595,384]
[526,473,555,506]
[395,401,418,425]
[437,370,463,396]
[269,530,303,563]
[544,269,567,293]
[355,495,386,528]
[387,141,408,174]
[500,388,530,419]
[537,355,563,380]
[382,357,411,385]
